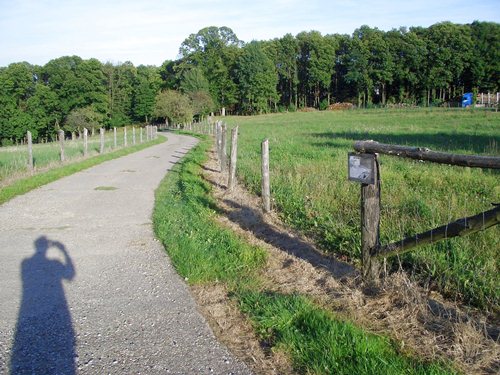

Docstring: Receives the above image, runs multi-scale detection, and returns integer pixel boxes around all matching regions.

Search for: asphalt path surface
[0,133,251,374]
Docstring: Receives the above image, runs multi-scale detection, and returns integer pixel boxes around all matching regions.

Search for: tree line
[1,21,498,144]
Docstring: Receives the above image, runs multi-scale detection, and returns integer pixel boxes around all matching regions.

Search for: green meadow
[224,108,500,310]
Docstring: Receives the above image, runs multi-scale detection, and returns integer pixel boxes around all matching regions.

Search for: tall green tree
[385,28,427,104]
[418,22,474,103]
[179,26,241,110]
[275,34,299,108]
[26,83,60,140]
[0,62,38,142]
[235,41,279,114]
[41,56,107,119]
[104,61,137,127]
[344,36,371,107]
[297,31,336,108]
[133,65,161,123]
[466,21,500,92]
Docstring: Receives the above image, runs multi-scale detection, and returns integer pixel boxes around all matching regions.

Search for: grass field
[153,137,455,374]
[0,127,144,184]
[223,108,499,310]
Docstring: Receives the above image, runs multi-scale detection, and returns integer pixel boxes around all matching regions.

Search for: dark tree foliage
[235,41,279,114]
[1,22,498,142]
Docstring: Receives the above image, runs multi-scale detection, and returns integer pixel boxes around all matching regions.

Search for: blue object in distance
[462,92,473,107]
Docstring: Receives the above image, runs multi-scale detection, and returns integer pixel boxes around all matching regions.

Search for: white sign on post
[348,153,375,184]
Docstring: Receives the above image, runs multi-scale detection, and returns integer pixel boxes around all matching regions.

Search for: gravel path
[0,133,251,374]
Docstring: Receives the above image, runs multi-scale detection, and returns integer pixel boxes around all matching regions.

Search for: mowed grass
[0,127,145,183]
[152,136,456,374]
[223,109,500,310]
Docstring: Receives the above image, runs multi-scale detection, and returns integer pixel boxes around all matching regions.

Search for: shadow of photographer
[10,236,76,374]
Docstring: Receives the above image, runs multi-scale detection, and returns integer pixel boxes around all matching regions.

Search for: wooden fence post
[221,123,227,172]
[228,126,238,190]
[154,125,158,139]
[100,128,105,153]
[361,154,380,282]
[124,127,128,146]
[132,126,136,145]
[140,127,143,143]
[114,127,117,148]
[27,131,33,172]
[83,128,88,156]
[261,139,271,213]
[59,130,65,162]
[216,122,223,169]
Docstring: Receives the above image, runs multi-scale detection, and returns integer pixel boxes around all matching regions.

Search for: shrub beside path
[0,133,251,374]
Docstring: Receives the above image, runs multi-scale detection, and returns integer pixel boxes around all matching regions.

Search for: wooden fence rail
[351,140,500,282]
[354,140,500,169]
[377,205,500,259]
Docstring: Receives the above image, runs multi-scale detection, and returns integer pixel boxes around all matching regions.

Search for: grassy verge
[0,137,165,205]
[223,109,499,310]
[152,135,456,374]
[153,136,266,288]
[239,291,453,375]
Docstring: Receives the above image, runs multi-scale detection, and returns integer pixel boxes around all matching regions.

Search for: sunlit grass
[152,135,456,374]
[224,108,500,309]
[0,136,164,205]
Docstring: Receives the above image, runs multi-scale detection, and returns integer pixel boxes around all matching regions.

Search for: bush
[65,106,104,132]
[154,90,193,124]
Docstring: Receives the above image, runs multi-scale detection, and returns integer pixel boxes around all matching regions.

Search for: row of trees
[174,22,498,114]
[0,58,163,143]
[1,21,498,144]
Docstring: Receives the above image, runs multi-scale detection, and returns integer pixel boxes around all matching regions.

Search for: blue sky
[0,0,499,67]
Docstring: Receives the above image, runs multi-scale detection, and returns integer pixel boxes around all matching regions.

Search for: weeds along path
[0,133,251,374]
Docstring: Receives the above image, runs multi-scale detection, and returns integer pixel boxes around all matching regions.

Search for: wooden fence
[351,140,500,281]
[181,121,500,284]
[24,125,158,172]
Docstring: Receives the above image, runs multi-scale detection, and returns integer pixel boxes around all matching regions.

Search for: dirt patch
[191,148,499,375]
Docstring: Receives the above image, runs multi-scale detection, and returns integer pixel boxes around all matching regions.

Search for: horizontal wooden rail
[353,140,500,169]
[376,205,500,259]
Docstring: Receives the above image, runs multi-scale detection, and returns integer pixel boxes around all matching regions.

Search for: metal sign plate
[348,153,375,184]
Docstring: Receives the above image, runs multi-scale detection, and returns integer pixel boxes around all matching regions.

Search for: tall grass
[0,127,141,183]
[224,109,500,310]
